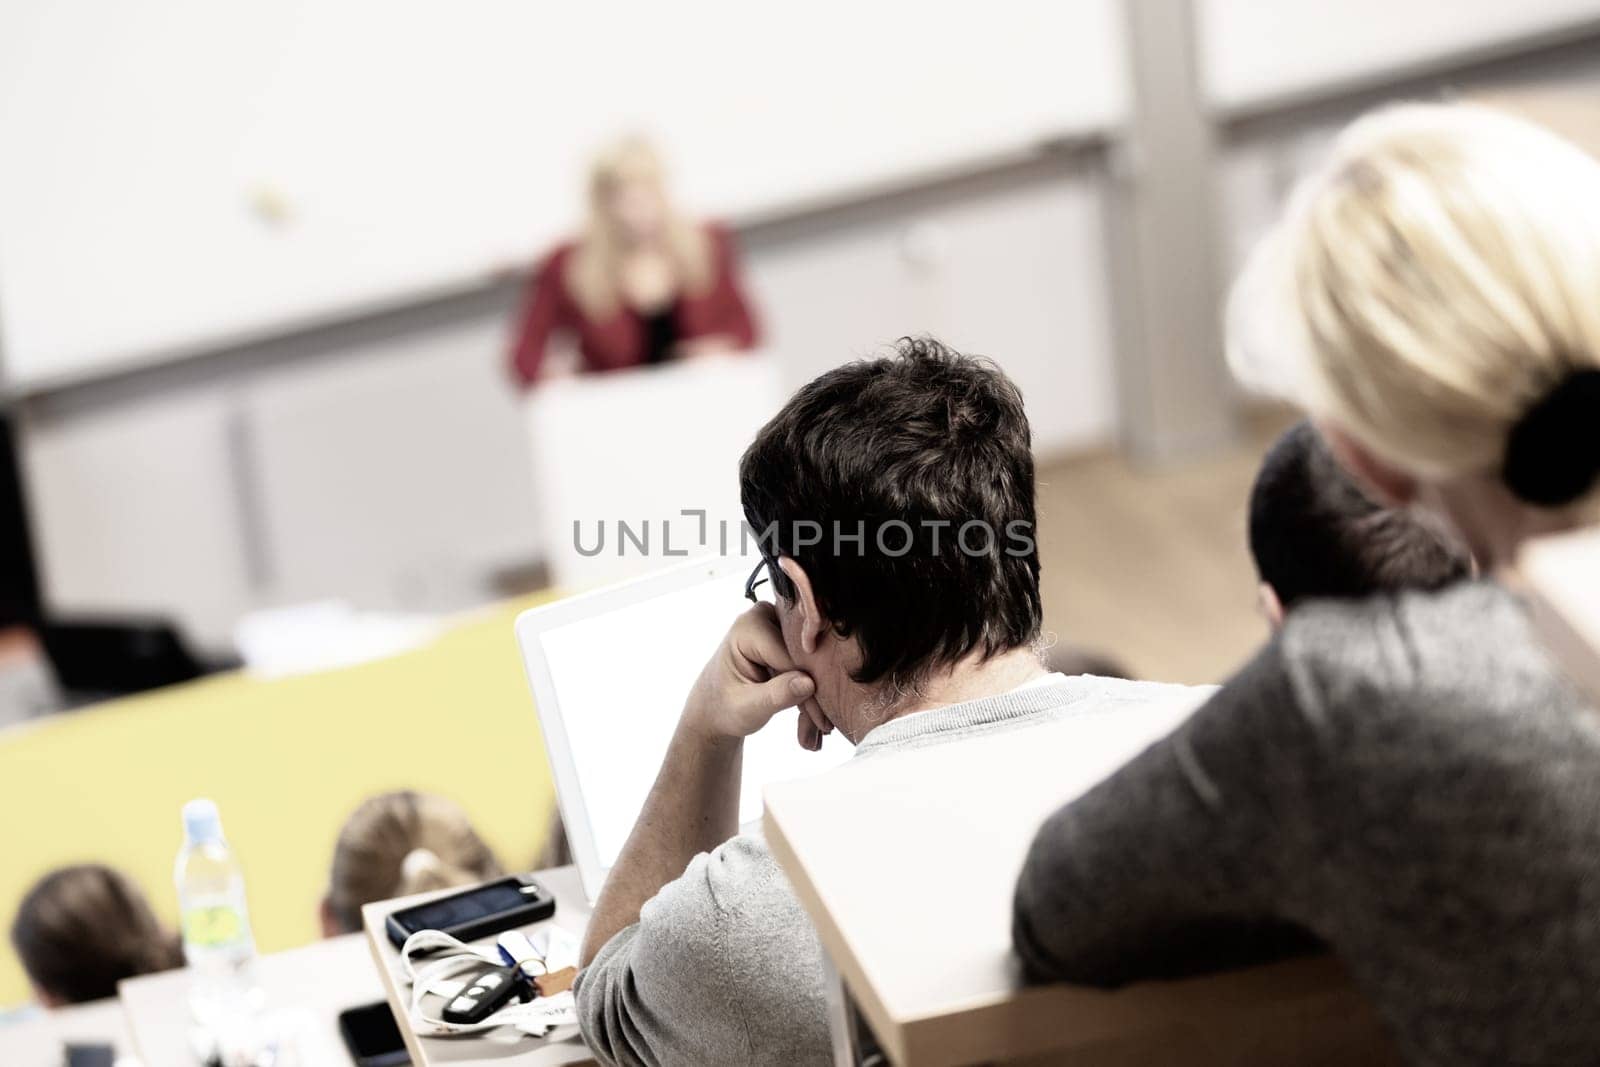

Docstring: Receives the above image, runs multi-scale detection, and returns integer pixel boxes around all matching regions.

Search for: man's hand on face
[683,603,834,751]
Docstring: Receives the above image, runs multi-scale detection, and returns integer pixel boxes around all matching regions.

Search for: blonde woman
[1013,103,1600,1065]
[509,137,760,387]
[321,790,503,936]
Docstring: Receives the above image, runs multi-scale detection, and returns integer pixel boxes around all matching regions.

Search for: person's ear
[776,557,828,655]
[1319,422,1417,508]
[1257,583,1285,630]
[319,894,341,939]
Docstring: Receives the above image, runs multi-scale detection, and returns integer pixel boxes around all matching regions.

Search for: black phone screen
[64,1046,115,1067]
[392,881,529,936]
[338,1001,409,1066]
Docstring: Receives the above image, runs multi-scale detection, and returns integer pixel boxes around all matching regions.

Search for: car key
[440,962,527,1025]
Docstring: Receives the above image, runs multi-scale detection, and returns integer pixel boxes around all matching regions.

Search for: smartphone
[385,873,556,949]
[338,1001,410,1067]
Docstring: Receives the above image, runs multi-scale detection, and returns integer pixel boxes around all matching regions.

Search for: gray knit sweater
[1014,582,1600,1066]
[573,673,1208,1067]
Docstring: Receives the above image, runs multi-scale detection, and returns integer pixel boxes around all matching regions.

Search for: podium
[525,354,784,591]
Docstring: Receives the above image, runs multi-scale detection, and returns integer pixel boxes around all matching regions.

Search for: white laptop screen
[535,568,853,870]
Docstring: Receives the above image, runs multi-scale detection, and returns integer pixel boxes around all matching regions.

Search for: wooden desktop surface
[363,865,595,1066]
[763,691,1399,1066]
[1521,527,1600,706]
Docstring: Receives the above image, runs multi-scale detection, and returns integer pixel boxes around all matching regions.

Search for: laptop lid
[515,555,853,903]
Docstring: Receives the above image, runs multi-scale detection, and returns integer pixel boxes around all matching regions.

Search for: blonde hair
[325,791,502,934]
[567,136,713,320]
[1229,102,1600,510]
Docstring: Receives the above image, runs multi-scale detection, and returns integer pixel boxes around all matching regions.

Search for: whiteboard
[0,0,1128,389]
[1199,0,1600,112]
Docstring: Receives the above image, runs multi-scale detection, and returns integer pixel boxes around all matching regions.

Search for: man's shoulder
[1024,676,1218,741]
[576,833,829,1066]
[1060,675,1217,712]
[1262,581,1600,793]
[643,833,808,933]
[1006,675,1218,734]
[854,674,1217,758]
[635,834,827,1039]
[1277,581,1555,719]
[698,833,789,900]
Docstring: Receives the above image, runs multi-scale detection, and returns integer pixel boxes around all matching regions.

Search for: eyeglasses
[744,557,772,604]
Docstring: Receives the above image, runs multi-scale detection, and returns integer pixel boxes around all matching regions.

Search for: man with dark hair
[11,864,183,1006]
[1249,421,1472,627]
[573,338,1205,1066]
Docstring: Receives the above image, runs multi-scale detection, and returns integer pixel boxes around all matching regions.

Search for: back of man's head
[739,337,1042,696]
[1248,421,1472,619]
[12,864,182,1005]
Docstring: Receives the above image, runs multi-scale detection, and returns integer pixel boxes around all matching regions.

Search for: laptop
[515,555,853,903]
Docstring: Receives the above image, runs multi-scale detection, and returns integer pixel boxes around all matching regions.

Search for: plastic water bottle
[175,798,263,1028]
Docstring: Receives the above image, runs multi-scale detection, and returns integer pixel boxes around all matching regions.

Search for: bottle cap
[182,797,224,844]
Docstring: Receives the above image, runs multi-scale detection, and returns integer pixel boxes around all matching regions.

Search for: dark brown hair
[10,864,182,1004]
[1249,421,1472,609]
[739,336,1043,695]
[325,791,503,934]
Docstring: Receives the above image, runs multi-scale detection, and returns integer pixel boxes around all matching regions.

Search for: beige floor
[1035,415,1290,686]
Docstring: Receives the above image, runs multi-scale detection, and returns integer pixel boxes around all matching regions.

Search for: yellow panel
[0,592,561,1007]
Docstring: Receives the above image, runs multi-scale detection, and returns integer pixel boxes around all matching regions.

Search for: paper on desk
[535,926,580,971]
[514,992,576,1038]
[189,1005,313,1067]
[512,927,580,1036]
[233,600,443,678]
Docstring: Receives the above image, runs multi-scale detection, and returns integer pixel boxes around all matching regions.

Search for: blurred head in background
[1230,103,1600,569]
[1249,421,1473,627]
[322,790,503,936]
[10,864,182,1006]
[592,135,671,244]
[570,135,713,320]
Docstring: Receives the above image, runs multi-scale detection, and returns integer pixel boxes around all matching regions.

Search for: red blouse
[508,222,760,387]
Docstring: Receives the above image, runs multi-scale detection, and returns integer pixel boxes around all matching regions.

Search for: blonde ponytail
[1230,102,1600,514]
[326,791,503,934]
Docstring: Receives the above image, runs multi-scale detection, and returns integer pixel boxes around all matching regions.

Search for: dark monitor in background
[40,617,206,699]
[0,409,212,703]
[0,410,43,629]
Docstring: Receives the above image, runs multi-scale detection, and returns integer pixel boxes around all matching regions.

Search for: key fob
[441,962,525,1024]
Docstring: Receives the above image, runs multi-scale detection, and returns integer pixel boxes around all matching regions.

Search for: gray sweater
[573,673,1208,1067]
[1014,582,1600,1066]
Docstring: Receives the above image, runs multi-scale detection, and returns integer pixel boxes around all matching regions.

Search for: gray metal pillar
[1107,0,1240,461]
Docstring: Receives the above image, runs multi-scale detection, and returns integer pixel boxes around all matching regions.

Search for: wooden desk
[1521,527,1600,706]
[119,932,385,1065]
[362,866,594,1066]
[0,998,131,1067]
[763,696,1399,1066]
